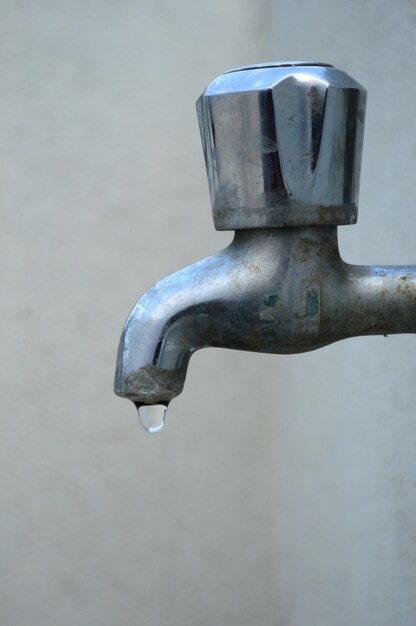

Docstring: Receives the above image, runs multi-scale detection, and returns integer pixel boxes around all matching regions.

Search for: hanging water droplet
[136,403,167,434]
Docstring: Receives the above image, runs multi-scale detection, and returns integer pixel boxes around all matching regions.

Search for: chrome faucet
[114,63,416,429]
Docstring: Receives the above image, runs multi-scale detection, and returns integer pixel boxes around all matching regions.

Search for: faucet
[114,62,416,431]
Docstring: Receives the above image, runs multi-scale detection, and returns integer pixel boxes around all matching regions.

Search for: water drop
[136,403,167,434]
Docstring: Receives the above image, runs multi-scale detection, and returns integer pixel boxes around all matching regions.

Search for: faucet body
[114,63,416,408]
[115,225,416,405]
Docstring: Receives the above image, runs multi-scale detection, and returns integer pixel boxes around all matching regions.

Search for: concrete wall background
[1,1,415,625]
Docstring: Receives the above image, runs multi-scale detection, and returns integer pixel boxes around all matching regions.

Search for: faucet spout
[114,241,233,405]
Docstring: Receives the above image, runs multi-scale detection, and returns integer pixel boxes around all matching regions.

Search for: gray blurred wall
[1,1,416,625]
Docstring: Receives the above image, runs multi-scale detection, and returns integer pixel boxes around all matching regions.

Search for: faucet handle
[197,62,366,230]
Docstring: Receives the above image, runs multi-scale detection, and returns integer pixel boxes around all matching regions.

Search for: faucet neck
[232,226,341,264]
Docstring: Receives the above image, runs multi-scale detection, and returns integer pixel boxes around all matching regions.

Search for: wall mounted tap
[114,63,416,429]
